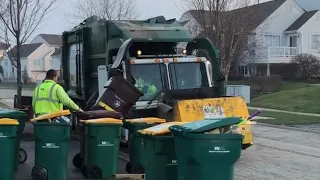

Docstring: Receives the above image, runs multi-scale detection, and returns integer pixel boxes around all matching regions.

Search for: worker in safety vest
[134,75,157,96]
[32,69,83,117]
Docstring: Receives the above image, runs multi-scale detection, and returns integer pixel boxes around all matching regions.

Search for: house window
[311,35,320,50]
[4,61,8,66]
[317,13,320,21]
[238,66,248,75]
[33,59,42,68]
[265,35,281,47]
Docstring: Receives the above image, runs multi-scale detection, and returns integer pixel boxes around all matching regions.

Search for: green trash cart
[123,117,166,174]
[138,122,188,180]
[0,109,28,171]
[31,117,71,180]
[169,117,244,180]
[81,118,123,179]
[0,118,19,180]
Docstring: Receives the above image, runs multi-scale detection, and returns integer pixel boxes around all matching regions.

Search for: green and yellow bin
[123,117,166,174]
[169,117,244,180]
[81,118,123,179]
[0,118,19,180]
[31,110,72,180]
[138,122,188,180]
[0,109,28,171]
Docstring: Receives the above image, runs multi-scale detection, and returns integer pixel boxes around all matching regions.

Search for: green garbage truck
[59,15,222,135]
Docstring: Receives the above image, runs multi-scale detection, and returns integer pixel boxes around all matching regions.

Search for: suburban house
[179,0,320,78]
[0,34,62,82]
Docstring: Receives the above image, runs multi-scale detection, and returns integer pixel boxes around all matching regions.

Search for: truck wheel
[31,166,47,180]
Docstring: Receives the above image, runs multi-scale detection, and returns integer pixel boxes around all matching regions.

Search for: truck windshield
[131,64,168,101]
[169,62,209,89]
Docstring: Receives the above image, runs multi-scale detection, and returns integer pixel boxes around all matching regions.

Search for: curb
[256,123,320,134]
[248,107,320,117]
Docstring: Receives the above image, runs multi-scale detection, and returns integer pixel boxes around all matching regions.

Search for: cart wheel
[125,162,132,173]
[87,165,102,179]
[132,163,145,174]
[19,148,27,164]
[73,153,84,169]
[80,164,88,178]
[31,166,47,180]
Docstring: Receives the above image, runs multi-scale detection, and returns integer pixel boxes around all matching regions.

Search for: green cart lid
[0,108,27,119]
[171,117,242,133]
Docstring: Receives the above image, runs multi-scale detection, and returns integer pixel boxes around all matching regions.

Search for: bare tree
[66,0,141,25]
[0,0,58,108]
[183,0,262,80]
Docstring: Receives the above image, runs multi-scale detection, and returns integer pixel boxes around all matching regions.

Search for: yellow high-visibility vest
[32,80,63,115]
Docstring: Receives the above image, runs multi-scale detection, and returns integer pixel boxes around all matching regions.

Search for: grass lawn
[229,80,320,113]
[250,86,320,114]
[248,109,320,125]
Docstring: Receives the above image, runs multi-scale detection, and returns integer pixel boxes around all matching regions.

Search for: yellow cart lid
[0,118,19,125]
[139,122,188,136]
[31,110,71,122]
[126,117,166,124]
[81,118,123,125]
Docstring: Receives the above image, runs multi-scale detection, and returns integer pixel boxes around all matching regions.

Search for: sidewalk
[248,106,320,117]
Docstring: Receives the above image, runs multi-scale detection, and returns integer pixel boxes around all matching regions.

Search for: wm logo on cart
[209,146,230,153]
[42,143,59,149]
[98,141,114,147]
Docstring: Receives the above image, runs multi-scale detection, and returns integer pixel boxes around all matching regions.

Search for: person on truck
[134,73,158,97]
[32,69,83,118]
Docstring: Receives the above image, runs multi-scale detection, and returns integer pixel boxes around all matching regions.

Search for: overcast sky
[31,0,319,42]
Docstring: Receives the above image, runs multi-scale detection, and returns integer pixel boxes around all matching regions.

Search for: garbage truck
[58,15,253,148]
[16,16,253,149]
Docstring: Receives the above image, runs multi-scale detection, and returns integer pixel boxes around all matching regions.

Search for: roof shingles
[38,34,62,46]
[186,0,287,31]
[286,10,318,31]
[52,47,62,56]
[7,43,42,58]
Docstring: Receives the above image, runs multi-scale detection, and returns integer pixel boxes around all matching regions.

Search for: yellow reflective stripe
[98,101,115,111]
[34,84,59,103]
